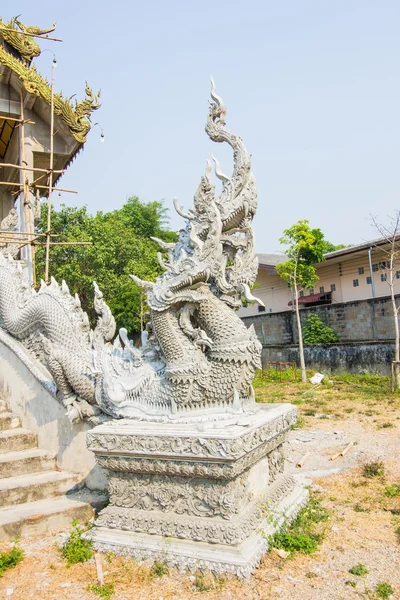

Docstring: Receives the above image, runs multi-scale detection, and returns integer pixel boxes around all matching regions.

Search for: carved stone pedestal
[86,404,308,577]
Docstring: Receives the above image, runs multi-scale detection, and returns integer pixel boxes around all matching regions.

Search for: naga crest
[0,80,262,423]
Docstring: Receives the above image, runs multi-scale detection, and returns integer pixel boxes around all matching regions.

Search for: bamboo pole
[33,241,92,246]
[44,61,55,283]
[0,163,65,174]
[35,185,77,194]
[19,90,36,285]
[296,451,310,468]
[0,117,35,124]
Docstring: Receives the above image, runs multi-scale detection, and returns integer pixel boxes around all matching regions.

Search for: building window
[319,286,324,293]
[366,276,372,284]
[396,271,400,279]
[308,288,314,295]
[372,263,378,272]
[299,291,304,297]
[358,267,364,275]
[381,273,387,282]
[330,283,336,292]
[258,305,266,313]
[379,261,387,270]
[353,279,359,287]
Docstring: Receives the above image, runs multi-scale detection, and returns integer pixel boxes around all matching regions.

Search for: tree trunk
[390,274,400,390]
[294,282,307,383]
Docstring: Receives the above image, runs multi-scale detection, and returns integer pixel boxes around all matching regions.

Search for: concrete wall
[242,295,400,374]
[0,330,107,490]
[260,341,394,374]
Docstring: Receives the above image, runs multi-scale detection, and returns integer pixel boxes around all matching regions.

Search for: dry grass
[0,371,399,599]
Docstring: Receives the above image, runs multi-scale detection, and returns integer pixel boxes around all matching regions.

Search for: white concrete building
[240,236,400,317]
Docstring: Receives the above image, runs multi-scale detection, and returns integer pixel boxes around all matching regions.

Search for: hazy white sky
[7,1,400,251]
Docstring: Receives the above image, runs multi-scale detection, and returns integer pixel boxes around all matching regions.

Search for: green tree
[302,314,339,344]
[276,220,326,382]
[35,197,177,336]
[322,241,350,253]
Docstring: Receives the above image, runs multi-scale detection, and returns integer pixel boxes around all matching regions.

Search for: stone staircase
[0,406,94,541]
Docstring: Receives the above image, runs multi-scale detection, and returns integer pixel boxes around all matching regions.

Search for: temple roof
[0,16,100,143]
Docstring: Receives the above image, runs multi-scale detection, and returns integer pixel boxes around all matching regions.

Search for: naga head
[131,79,261,310]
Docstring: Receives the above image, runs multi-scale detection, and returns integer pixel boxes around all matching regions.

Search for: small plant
[193,571,225,592]
[349,563,369,576]
[304,409,316,416]
[291,415,304,430]
[375,582,394,599]
[384,485,400,497]
[194,571,214,592]
[302,314,339,344]
[61,520,93,566]
[150,560,169,577]
[0,545,24,577]
[268,496,330,556]
[362,460,385,478]
[87,582,115,598]
[380,422,394,429]
[345,580,357,588]
[354,504,369,513]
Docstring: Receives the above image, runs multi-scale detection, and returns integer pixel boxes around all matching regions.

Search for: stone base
[87,404,307,577]
[89,482,308,577]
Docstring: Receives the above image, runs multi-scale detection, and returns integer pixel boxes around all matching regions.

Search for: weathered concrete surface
[260,341,394,374]
[0,329,107,490]
[87,405,308,577]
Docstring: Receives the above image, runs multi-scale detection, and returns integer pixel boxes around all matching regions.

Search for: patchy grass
[193,571,226,592]
[149,560,169,577]
[267,496,330,555]
[0,544,24,577]
[362,460,385,478]
[384,485,400,497]
[349,563,369,576]
[87,582,115,598]
[61,520,93,566]
[374,582,395,599]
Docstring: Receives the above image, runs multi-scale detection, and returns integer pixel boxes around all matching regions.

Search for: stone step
[0,448,56,478]
[0,412,21,431]
[0,428,37,453]
[0,470,80,507]
[0,495,94,541]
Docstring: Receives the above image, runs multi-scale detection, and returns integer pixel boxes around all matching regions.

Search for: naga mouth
[170,270,209,292]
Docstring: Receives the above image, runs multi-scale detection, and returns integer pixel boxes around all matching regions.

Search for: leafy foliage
[268,496,330,555]
[349,563,369,576]
[321,241,350,253]
[61,520,93,566]
[276,220,327,290]
[302,314,339,344]
[374,582,395,599]
[87,582,115,598]
[0,545,24,577]
[150,560,169,577]
[35,197,177,336]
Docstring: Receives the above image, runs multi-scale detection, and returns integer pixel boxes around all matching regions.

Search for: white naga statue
[0,80,264,423]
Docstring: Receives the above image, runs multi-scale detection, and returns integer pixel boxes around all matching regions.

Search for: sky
[5,1,400,252]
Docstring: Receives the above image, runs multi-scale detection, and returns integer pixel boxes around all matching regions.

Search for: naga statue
[0,80,263,423]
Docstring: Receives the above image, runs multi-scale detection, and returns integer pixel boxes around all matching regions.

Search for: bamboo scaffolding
[33,241,92,246]
[35,184,77,194]
[0,163,65,174]
[0,117,35,125]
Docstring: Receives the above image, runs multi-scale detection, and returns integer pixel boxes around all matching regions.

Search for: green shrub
[0,545,24,577]
[349,563,368,576]
[362,460,385,478]
[384,485,400,497]
[61,520,93,566]
[375,582,394,599]
[302,314,339,344]
[268,496,330,556]
[87,582,115,598]
[150,560,169,577]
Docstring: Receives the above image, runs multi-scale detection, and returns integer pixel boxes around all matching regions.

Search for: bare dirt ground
[0,373,399,600]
